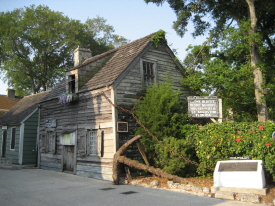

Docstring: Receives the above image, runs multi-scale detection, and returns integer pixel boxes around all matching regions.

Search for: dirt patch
[129,176,275,205]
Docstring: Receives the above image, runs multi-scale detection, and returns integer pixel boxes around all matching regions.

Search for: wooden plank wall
[23,110,39,164]
[4,126,20,164]
[115,44,193,155]
[39,87,115,180]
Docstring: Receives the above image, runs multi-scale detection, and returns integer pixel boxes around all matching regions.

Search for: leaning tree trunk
[246,0,268,122]
[112,135,193,185]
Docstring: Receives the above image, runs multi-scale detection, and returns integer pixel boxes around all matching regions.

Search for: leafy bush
[192,122,275,181]
[154,135,198,176]
[134,82,197,176]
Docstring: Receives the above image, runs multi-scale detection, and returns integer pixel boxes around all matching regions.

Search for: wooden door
[1,130,7,158]
[63,145,74,172]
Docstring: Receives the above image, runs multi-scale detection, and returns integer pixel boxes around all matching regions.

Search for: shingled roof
[0,91,50,125]
[79,32,155,92]
[41,32,156,101]
[0,95,22,111]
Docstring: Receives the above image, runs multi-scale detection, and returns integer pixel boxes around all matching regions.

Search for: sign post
[187,96,222,122]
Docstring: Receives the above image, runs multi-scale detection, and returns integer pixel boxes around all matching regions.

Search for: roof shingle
[40,32,156,101]
[0,95,22,110]
[0,91,50,125]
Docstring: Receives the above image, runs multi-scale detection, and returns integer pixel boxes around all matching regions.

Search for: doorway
[63,145,74,173]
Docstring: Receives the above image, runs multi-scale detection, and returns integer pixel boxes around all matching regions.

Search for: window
[68,74,76,93]
[60,132,76,145]
[88,130,98,156]
[84,129,103,157]
[44,131,56,153]
[10,128,16,150]
[141,60,156,87]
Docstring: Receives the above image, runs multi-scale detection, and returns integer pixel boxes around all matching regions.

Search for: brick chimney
[73,46,92,67]
[6,89,15,98]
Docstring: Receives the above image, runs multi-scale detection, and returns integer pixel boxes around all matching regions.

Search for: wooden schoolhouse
[38,32,193,180]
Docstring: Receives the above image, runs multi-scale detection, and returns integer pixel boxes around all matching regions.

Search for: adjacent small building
[0,91,49,165]
[37,32,193,180]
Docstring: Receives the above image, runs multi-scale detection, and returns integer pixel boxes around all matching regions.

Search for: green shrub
[134,81,197,176]
[154,136,198,176]
[192,122,275,181]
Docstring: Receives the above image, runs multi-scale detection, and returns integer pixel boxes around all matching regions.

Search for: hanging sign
[45,119,57,128]
[188,96,219,118]
[117,122,128,132]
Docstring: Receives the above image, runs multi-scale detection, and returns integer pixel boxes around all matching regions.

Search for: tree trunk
[112,135,142,185]
[246,0,268,122]
[112,135,191,185]
[117,155,190,184]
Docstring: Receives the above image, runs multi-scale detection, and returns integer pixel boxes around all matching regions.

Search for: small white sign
[188,96,219,118]
[60,132,75,145]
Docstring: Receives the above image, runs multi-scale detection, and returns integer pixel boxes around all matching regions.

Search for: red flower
[214,141,218,144]
[266,142,271,146]
[236,138,241,142]
[259,126,264,130]
[249,131,253,134]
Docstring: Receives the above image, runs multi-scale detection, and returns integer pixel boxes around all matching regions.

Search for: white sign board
[188,96,219,118]
[214,160,266,189]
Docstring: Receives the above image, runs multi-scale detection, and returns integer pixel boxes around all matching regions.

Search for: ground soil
[129,176,275,205]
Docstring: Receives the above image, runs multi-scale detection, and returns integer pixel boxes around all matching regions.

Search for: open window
[141,60,157,87]
[68,74,76,93]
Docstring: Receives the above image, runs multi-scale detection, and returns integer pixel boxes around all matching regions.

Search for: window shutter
[86,131,90,155]
[41,134,45,153]
[52,132,56,154]
[46,132,49,152]
[97,132,102,156]
[100,131,104,157]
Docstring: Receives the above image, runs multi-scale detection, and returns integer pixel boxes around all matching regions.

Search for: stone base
[211,186,267,195]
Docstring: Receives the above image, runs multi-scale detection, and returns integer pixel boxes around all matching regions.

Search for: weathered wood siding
[4,126,20,164]
[39,87,115,180]
[22,110,39,164]
[116,44,190,108]
[115,44,193,155]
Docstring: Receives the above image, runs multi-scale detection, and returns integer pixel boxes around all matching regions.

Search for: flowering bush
[191,122,275,181]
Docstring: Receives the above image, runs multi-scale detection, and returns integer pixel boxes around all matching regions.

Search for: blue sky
[0,0,206,95]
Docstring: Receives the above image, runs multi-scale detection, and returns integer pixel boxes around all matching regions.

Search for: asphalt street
[0,168,266,206]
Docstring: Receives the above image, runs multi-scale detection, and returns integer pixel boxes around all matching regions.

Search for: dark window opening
[68,75,76,93]
[143,61,154,87]
[11,128,16,150]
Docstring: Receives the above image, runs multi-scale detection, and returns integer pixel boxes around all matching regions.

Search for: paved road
[0,169,266,206]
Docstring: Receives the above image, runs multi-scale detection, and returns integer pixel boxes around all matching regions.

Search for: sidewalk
[0,167,270,206]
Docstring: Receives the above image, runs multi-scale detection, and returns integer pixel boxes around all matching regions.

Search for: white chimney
[73,46,92,67]
[6,89,15,98]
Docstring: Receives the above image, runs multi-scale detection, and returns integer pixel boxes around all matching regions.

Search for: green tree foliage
[0,5,128,95]
[182,25,259,121]
[145,0,275,122]
[0,5,83,94]
[150,30,167,48]
[134,82,197,176]
[85,16,129,48]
